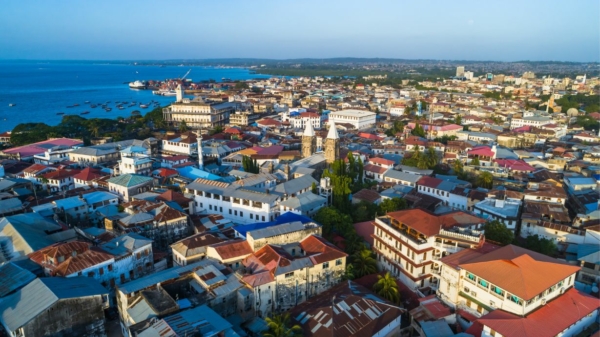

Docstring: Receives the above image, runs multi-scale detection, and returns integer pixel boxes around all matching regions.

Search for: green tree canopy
[519,234,557,256]
[477,171,494,189]
[378,198,408,214]
[373,272,400,304]
[263,313,302,337]
[483,220,514,245]
[412,123,426,137]
[352,249,378,279]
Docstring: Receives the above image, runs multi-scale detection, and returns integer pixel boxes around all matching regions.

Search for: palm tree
[373,272,400,304]
[263,313,302,337]
[425,147,439,168]
[352,249,378,278]
[89,125,100,138]
[38,176,50,194]
[477,171,494,189]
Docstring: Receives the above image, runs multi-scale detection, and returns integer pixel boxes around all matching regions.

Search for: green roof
[107,174,153,187]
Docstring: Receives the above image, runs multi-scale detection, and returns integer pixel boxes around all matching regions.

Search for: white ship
[128,80,146,89]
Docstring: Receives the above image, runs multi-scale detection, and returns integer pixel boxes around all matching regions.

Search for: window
[323,262,329,269]
[466,272,476,282]
[285,272,294,278]
[108,264,113,271]
[491,285,504,297]
[99,268,104,275]
[336,259,342,266]
[478,279,488,288]
[229,209,232,214]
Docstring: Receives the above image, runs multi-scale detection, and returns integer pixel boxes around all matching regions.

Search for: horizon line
[1,57,598,64]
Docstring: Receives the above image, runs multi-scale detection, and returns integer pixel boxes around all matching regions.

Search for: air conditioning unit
[541,298,547,305]
[490,300,495,306]
[560,287,565,294]
[471,291,477,296]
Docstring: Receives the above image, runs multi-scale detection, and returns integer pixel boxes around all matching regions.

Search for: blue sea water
[0,61,270,132]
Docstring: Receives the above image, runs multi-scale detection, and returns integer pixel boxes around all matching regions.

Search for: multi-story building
[186,178,281,224]
[162,90,238,129]
[117,146,152,176]
[39,168,80,192]
[328,109,376,129]
[160,131,198,156]
[372,208,486,290]
[474,192,522,232]
[240,234,347,318]
[510,116,554,129]
[283,111,322,130]
[106,200,190,250]
[28,234,153,292]
[437,244,581,319]
[107,174,154,202]
[32,145,75,165]
[170,232,224,266]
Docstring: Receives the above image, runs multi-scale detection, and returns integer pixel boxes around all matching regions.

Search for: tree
[343,264,356,281]
[210,125,224,135]
[313,207,353,237]
[412,123,426,137]
[520,234,557,256]
[378,198,408,214]
[477,171,494,189]
[242,155,259,174]
[483,220,514,245]
[179,120,189,132]
[425,147,439,168]
[311,182,318,194]
[263,313,302,337]
[373,272,400,304]
[453,159,464,176]
[352,249,378,278]
[471,157,480,166]
[454,114,462,125]
[351,200,378,223]
[323,159,353,212]
[234,81,249,90]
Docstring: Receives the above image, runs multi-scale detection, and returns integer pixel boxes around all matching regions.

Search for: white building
[436,245,598,337]
[510,116,554,129]
[328,109,377,129]
[373,209,486,290]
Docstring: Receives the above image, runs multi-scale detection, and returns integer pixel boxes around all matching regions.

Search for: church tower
[324,120,340,163]
[301,122,316,158]
[176,84,184,103]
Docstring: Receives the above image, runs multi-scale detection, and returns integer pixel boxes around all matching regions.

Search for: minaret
[176,84,184,103]
[195,130,204,170]
[302,122,316,158]
[324,120,340,163]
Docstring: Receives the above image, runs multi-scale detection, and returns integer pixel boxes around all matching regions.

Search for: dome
[567,108,579,116]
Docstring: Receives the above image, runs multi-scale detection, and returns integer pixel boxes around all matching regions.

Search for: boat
[84,101,90,104]
[56,112,65,115]
[129,80,146,89]
[105,108,112,112]
[80,111,90,115]
[118,106,125,110]
[90,104,97,108]
[8,103,16,107]
[140,104,149,108]
[73,103,80,107]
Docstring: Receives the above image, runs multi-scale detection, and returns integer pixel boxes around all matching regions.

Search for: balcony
[438,228,482,243]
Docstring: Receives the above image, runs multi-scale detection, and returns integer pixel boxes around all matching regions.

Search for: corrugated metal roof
[107,174,153,187]
[118,260,215,295]
[248,221,308,240]
[0,262,35,297]
[0,277,107,331]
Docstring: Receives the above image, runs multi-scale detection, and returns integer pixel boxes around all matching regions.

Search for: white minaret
[176,84,184,103]
[196,130,204,170]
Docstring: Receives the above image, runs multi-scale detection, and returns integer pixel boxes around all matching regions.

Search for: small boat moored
[8,103,16,107]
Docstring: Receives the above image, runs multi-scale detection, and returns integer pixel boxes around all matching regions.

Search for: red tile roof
[368,157,395,166]
[471,288,600,337]
[73,167,105,181]
[29,241,113,276]
[417,176,443,189]
[459,245,580,300]
[353,189,382,203]
[23,163,49,174]
[363,164,388,175]
[386,209,485,237]
[211,239,253,260]
[299,235,347,265]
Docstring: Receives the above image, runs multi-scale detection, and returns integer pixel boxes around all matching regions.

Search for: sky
[1,0,599,62]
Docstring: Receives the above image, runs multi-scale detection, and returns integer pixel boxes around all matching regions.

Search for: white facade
[328,109,377,129]
[33,146,75,165]
[510,116,553,129]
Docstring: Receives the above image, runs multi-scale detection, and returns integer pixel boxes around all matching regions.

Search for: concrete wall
[22,297,106,337]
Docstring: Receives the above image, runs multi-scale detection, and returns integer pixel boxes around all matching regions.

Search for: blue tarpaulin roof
[233,212,313,237]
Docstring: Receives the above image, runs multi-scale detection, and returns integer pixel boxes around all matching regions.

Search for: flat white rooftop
[330,109,376,117]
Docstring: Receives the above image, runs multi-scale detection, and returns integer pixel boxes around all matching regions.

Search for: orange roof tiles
[459,245,580,300]
[469,288,600,337]
[211,239,253,260]
[386,209,485,237]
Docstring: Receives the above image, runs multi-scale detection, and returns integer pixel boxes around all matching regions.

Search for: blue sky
[1,0,598,62]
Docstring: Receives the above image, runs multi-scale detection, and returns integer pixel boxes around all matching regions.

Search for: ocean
[0,61,270,132]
